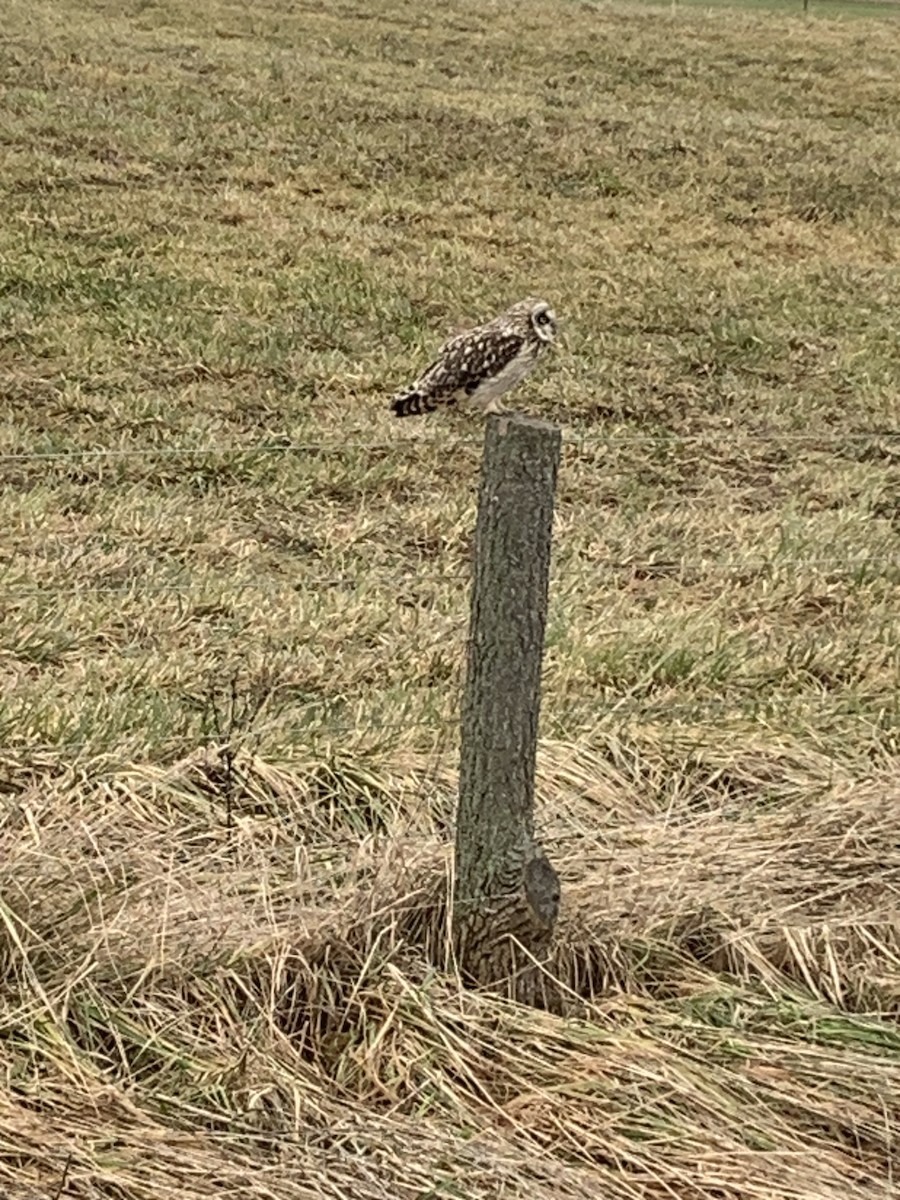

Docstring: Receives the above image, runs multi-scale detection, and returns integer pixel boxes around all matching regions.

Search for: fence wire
[2,559,899,601]
[1,428,899,464]
[2,690,897,765]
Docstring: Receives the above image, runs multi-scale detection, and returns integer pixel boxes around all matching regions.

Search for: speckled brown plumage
[390,297,557,418]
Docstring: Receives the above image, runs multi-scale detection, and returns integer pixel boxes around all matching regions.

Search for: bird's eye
[536,312,550,325]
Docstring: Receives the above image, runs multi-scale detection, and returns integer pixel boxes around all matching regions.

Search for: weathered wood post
[453,413,562,1004]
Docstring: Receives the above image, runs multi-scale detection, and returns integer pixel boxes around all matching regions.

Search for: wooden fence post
[453,413,562,1004]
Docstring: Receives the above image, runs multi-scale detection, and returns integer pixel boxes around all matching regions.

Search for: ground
[0,0,899,1197]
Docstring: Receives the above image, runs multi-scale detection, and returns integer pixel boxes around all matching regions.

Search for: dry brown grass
[1,0,899,1196]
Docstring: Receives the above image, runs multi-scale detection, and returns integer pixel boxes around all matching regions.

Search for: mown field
[1,1,899,1197]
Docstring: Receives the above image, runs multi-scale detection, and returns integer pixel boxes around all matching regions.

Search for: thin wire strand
[3,693,896,763]
[2,429,899,463]
[0,572,471,598]
[2,558,899,600]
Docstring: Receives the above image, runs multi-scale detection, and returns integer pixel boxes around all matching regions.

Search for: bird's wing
[416,332,526,402]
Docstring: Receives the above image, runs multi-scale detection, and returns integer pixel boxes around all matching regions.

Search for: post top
[487,412,561,438]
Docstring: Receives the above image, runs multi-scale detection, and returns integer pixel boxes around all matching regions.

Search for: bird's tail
[390,389,431,417]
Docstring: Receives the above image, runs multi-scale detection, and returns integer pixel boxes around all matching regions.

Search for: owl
[390,296,558,418]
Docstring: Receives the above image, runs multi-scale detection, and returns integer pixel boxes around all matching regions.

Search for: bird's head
[513,296,558,345]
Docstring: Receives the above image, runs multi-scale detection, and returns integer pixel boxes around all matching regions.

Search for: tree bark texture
[453,413,562,1003]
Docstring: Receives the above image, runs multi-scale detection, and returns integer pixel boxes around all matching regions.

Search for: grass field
[2,0,900,1197]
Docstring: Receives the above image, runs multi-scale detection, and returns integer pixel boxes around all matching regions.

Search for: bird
[390,296,558,418]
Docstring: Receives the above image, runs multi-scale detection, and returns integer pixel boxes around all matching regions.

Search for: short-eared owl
[390,297,557,418]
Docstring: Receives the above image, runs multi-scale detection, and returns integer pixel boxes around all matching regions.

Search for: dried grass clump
[2,743,898,1199]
